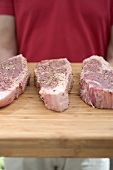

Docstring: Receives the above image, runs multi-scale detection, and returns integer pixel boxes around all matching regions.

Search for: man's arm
[0,15,17,62]
[106,26,113,64]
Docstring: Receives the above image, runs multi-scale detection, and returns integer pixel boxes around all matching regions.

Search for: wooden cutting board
[0,63,113,158]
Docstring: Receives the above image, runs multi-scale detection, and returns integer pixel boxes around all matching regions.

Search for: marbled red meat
[80,55,113,109]
[34,58,73,112]
[0,54,30,107]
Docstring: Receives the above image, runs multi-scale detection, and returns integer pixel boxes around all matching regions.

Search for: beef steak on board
[0,54,30,107]
[34,58,73,112]
[80,55,113,109]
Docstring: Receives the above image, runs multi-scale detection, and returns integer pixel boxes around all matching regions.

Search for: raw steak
[0,54,30,107]
[80,55,113,109]
[34,58,73,112]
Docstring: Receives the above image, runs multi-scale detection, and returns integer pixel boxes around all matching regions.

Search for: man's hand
[106,26,113,64]
[0,15,17,62]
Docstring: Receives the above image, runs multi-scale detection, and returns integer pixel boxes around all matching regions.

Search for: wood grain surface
[0,63,113,158]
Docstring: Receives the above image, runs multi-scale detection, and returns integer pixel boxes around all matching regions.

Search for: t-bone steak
[34,58,73,112]
[0,54,30,107]
[80,55,113,109]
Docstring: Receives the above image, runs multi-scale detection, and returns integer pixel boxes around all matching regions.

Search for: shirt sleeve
[0,0,14,16]
[111,0,113,25]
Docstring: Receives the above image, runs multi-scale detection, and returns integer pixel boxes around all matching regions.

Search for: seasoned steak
[0,54,30,107]
[80,55,113,109]
[34,58,73,112]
